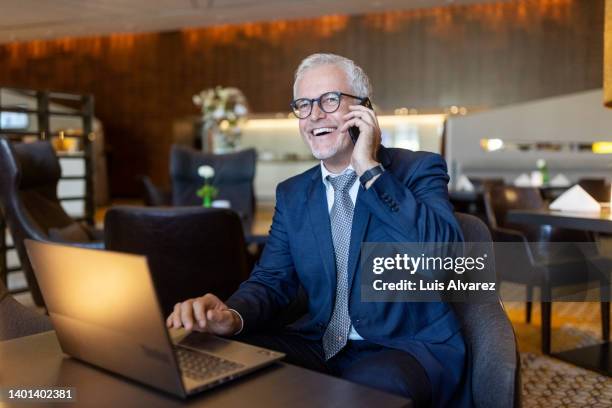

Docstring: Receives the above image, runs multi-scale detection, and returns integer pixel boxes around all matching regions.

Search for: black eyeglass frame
[290,91,365,119]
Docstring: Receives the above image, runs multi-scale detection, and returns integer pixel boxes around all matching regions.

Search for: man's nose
[310,101,326,120]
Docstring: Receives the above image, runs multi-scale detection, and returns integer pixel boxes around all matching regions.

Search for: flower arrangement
[193,86,249,151]
[196,165,218,207]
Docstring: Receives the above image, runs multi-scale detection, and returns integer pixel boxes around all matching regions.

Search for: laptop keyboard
[176,347,245,381]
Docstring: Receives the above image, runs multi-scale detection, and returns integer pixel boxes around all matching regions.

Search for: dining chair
[483,184,607,354]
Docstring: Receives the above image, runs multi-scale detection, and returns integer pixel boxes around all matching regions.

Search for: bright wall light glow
[480,138,504,152]
[244,115,446,130]
[592,142,612,154]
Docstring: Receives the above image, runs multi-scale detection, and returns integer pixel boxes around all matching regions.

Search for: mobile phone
[348,97,373,144]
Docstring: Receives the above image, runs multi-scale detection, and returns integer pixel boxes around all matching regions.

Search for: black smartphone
[348,97,373,144]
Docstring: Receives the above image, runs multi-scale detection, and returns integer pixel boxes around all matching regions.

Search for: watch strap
[359,164,384,187]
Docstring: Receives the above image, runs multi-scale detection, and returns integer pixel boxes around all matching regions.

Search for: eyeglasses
[290,91,365,119]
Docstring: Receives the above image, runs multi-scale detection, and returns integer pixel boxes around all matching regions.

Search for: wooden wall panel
[0,0,603,197]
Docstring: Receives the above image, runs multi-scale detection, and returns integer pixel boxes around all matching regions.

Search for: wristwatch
[359,164,385,188]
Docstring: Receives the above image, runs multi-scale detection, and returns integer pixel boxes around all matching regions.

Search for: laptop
[25,239,284,398]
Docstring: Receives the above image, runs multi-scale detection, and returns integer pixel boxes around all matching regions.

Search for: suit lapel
[306,171,336,295]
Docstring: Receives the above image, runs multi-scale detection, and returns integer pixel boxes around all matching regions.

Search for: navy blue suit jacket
[226,147,471,407]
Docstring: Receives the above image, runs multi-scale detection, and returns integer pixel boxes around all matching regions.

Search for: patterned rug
[504,301,612,407]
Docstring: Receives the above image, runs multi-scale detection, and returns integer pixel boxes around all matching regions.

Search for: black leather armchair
[453,213,521,408]
[104,206,251,317]
[141,146,257,233]
[0,138,103,307]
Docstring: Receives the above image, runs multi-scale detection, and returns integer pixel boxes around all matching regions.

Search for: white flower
[212,107,225,120]
[198,165,215,179]
[234,103,247,116]
[219,120,230,131]
[193,86,249,128]
[217,87,228,99]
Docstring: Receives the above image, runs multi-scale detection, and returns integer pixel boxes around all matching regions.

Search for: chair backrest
[484,183,591,243]
[468,177,505,192]
[483,185,544,229]
[0,138,96,306]
[0,279,52,341]
[578,178,611,203]
[104,206,250,317]
[483,185,547,241]
[170,145,257,232]
[453,213,521,408]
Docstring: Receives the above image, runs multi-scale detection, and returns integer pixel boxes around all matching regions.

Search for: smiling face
[294,64,355,166]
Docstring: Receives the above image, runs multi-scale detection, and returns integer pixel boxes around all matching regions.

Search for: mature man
[168,53,469,407]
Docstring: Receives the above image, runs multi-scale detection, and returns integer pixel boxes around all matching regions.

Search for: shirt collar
[320,162,355,186]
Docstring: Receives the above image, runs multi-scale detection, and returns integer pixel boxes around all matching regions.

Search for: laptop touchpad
[179,332,232,353]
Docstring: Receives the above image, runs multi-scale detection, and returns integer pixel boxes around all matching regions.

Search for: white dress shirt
[320,162,364,341]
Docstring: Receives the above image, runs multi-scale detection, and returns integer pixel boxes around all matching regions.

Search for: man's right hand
[166,293,242,336]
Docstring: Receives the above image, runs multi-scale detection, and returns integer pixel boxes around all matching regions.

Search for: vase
[212,129,230,154]
[196,119,242,153]
[203,195,212,208]
[194,118,214,152]
[212,128,241,154]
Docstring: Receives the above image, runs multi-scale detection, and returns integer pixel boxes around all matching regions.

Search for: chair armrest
[81,224,105,241]
[490,226,537,273]
[491,226,528,244]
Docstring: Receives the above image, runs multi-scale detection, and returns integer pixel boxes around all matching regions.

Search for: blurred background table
[507,208,612,376]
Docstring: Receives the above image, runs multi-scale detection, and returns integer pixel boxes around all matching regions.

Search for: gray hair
[293,53,372,99]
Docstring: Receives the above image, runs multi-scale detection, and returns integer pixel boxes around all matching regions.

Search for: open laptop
[25,239,284,398]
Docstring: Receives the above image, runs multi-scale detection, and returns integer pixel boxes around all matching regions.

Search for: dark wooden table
[507,208,612,376]
[507,209,612,234]
[0,331,411,408]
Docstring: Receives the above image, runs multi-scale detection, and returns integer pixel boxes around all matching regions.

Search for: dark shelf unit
[0,88,96,290]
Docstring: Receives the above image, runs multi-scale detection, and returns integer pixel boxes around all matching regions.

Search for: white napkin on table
[549,185,601,212]
[549,174,571,187]
[514,173,532,187]
[212,200,231,209]
[530,171,543,187]
[455,175,475,192]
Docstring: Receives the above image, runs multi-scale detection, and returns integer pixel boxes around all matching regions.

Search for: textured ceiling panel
[0,0,507,43]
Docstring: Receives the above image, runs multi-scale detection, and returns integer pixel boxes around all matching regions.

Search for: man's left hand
[341,104,382,177]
